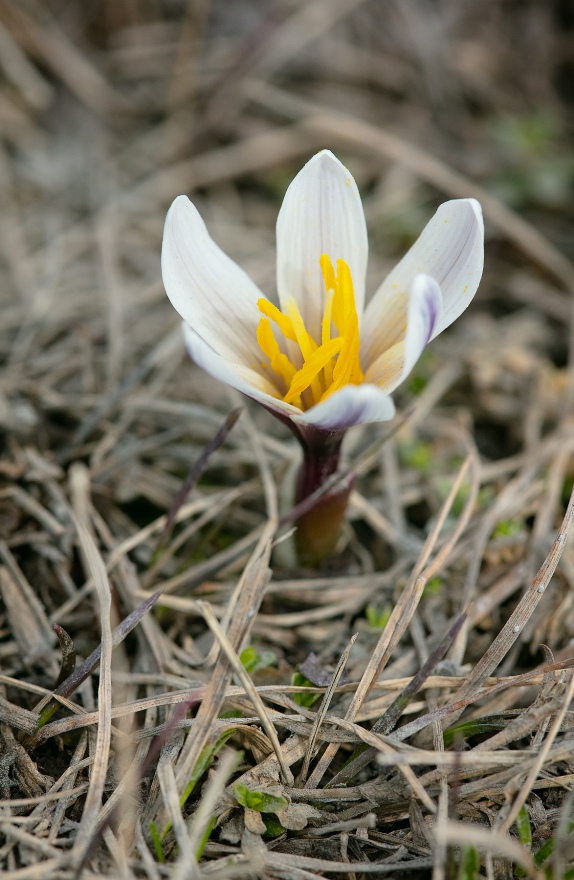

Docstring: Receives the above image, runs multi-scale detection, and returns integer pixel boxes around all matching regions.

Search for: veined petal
[361,198,483,365]
[292,383,395,431]
[162,195,264,366]
[364,274,442,394]
[182,323,301,420]
[276,150,368,343]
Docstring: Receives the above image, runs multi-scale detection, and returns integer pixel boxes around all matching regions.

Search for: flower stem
[294,434,354,565]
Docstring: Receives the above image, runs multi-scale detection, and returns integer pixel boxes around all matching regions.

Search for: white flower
[162,150,483,434]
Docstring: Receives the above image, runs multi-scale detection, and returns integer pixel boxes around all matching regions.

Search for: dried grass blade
[391,656,574,745]
[299,632,358,785]
[64,326,182,455]
[306,450,478,788]
[172,524,275,798]
[0,696,38,734]
[0,540,54,656]
[34,590,160,731]
[157,761,198,878]
[152,406,242,554]
[433,820,540,878]
[184,747,240,864]
[452,482,574,714]
[326,716,436,813]
[265,851,433,874]
[328,610,467,787]
[68,464,113,868]
[196,600,293,784]
[498,672,574,834]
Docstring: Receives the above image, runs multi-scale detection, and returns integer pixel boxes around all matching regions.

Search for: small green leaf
[435,477,471,517]
[365,603,391,630]
[149,822,164,863]
[263,814,285,839]
[533,835,555,867]
[180,730,236,808]
[161,729,237,842]
[515,805,532,848]
[457,845,480,880]
[444,715,510,747]
[195,815,216,860]
[514,806,532,877]
[233,783,288,814]
[399,440,432,471]
[493,518,524,538]
[240,646,258,671]
[423,576,443,598]
[291,672,320,708]
[407,374,428,395]
[533,818,574,868]
[240,645,276,673]
[233,782,251,807]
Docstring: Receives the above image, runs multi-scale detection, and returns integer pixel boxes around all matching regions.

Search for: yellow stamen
[256,255,364,411]
[321,289,335,387]
[256,317,297,388]
[319,253,336,298]
[257,298,297,343]
[324,258,363,399]
[284,298,323,403]
[284,337,343,404]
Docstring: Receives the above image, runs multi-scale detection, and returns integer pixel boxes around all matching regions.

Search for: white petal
[361,198,483,365]
[292,384,396,431]
[276,150,368,342]
[182,323,302,421]
[365,274,442,394]
[162,195,264,366]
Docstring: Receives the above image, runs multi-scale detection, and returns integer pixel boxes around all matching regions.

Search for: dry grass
[1,1,574,877]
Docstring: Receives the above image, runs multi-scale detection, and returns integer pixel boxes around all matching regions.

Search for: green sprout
[423,576,443,598]
[492,518,524,539]
[291,671,320,708]
[365,603,391,630]
[234,783,287,813]
[240,645,276,674]
[399,440,432,471]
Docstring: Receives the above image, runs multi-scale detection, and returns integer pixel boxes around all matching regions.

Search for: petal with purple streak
[292,383,396,432]
[361,198,483,365]
[364,273,442,394]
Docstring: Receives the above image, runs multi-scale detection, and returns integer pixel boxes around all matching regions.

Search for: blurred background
[3,5,574,864]
[3,0,574,835]
[1,0,574,503]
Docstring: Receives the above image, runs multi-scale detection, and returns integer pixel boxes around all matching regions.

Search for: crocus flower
[162,150,484,562]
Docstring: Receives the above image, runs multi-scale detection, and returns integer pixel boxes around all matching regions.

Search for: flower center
[256,255,364,411]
